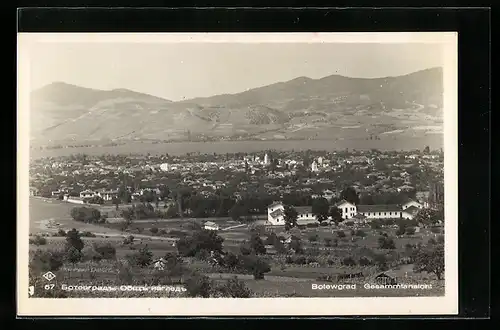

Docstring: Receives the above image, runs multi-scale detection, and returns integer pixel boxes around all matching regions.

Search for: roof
[334,199,355,207]
[268,201,283,209]
[269,209,284,218]
[294,206,312,214]
[204,221,218,226]
[357,204,402,213]
[403,206,420,215]
[403,199,421,206]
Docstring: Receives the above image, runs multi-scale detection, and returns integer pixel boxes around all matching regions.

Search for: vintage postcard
[17,32,458,316]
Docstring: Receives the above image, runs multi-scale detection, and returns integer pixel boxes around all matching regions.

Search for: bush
[123,235,135,245]
[29,235,47,246]
[430,227,441,234]
[327,258,336,266]
[223,253,240,269]
[405,227,416,235]
[359,256,373,266]
[378,236,396,249]
[324,238,332,247]
[70,207,101,223]
[82,246,102,262]
[159,229,167,236]
[30,249,65,272]
[320,221,329,227]
[306,223,319,228]
[150,227,159,234]
[57,229,67,237]
[80,231,96,237]
[92,242,117,260]
[216,277,252,298]
[65,246,83,264]
[354,230,366,237]
[294,256,307,265]
[65,228,84,252]
[308,234,319,242]
[185,274,213,297]
[337,231,346,238]
[126,246,153,267]
[239,243,252,256]
[176,229,224,257]
[437,235,445,244]
[342,256,357,266]
[307,256,318,264]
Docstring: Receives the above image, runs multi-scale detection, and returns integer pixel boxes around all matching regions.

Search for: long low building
[267,199,424,226]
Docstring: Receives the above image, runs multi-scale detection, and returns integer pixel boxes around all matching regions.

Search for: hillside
[29,67,444,144]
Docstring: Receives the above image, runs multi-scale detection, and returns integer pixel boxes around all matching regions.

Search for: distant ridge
[30,67,443,144]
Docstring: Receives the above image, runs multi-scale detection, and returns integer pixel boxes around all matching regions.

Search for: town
[28,147,445,298]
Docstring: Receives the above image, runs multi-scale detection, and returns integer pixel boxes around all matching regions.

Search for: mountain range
[29,67,444,144]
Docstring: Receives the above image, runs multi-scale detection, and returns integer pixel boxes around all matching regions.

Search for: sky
[29,41,444,101]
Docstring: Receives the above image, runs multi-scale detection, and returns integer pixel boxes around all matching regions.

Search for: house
[264,244,277,255]
[401,206,420,220]
[204,221,220,231]
[63,195,85,204]
[152,258,166,270]
[80,190,96,199]
[357,204,405,220]
[97,189,119,201]
[51,190,62,197]
[402,200,423,210]
[267,202,285,226]
[333,200,357,219]
[295,206,316,225]
[29,187,39,196]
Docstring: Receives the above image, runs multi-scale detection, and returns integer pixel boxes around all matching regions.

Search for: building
[97,189,119,201]
[29,187,39,196]
[402,200,423,211]
[204,221,220,231]
[333,200,357,219]
[357,204,406,220]
[159,163,170,172]
[80,190,96,199]
[267,202,285,226]
[295,206,316,225]
[311,161,319,172]
[63,195,85,204]
[152,258,166,270]
[264,153,270,165]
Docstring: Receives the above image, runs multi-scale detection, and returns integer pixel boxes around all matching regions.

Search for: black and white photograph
[17,32,458,315]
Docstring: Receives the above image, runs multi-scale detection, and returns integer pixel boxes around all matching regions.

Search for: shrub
[359,256,373,266]
[239,243,252,256]
[65,228,84,252]
[378,236,396,249]
[150,227,159,234]
[337,231,346,238]
[430,227,441,234]
[354,230,366,237]
[57,229,67,237]
[29,235,47,246]
[405,227,416,235]
[223,253,240,269]
[308,234,319,242]
[195,249,210,260]
[185,274,213,297]
[82,246,102,262]
[320,221,329,227]
[306,223,319,228]
[307,256,318,264]
[126,246,153,267]
[176,229,224,257]
[294,256,307,265]
[30,249,65,272]
[437,235,445,244]
[80,231,96,238]
[249,233,266,255]
[342,256,357,266]
[123,235,135,245]
[285,256,294,264]
[327,258,335,266]
[159,229,167,236]
[65,246,83,264]
[324,238,332,247]
[216,278,252,298]
[92,242,117,260]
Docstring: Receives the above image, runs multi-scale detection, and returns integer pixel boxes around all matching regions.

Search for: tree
[65,228,84,252]
[283,205,298,231]
[413,244,444,280]
[249,233,266,255]
[423,145,430,154]
[289,236,304,254]
[30,249,65,272]
[126,246,153,267]
[65,246,83,264]
[239,255,271,280]
[92,242,116,260]
[329,207,343,224]
[112,197,120,210]
[340,187,360,205]
[414,208,443,227]
[229,204,243,221]
[176,229,224,257]
[185,274,213,297]
[378,236,396,249]
[217,277,252,298]
[312,197,330,223]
